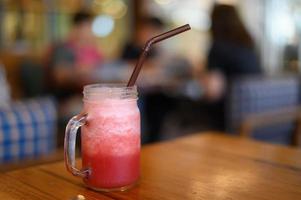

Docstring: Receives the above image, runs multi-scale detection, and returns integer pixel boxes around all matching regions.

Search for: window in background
[263,0,301,73]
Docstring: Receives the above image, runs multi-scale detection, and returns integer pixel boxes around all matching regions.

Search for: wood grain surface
[1,132,301,200]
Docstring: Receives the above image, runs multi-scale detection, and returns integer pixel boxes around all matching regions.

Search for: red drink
[81,99,140,190]
[64,84,140,191]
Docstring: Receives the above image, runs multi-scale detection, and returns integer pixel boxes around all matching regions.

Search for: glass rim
[84,84,136,92]
[83,83,138,101]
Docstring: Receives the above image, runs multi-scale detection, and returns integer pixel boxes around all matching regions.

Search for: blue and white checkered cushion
[226,75,299,144]
[0,97,57,162]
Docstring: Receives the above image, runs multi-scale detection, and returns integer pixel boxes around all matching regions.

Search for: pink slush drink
[81,99,140,190]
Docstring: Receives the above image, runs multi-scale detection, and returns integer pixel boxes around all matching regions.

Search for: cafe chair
[226,75,300,145]
[240,106,301,146]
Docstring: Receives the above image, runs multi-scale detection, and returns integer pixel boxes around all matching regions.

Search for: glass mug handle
[64,113,90,178]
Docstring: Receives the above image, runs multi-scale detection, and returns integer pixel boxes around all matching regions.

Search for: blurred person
[199,4,262,130]
[121,16,175,143]
[47,10,103,101]
[121,16,164,63]
[203,4,262,101]
[45,10,103,125]
[121,16,194,85]
[208,4,261,77]
[121,16,167,86]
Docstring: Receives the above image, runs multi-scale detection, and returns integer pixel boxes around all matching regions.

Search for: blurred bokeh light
[92,15,115,37]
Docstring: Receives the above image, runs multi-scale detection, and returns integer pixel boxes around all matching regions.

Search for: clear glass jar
[64,84,140,191]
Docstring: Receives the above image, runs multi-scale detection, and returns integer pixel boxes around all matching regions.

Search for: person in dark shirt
[121,16,164,62]
[207,4,262,79]
[203,4,262,101]
[208,41,261,77]
[121,17,173,143]
[199,4,262,131]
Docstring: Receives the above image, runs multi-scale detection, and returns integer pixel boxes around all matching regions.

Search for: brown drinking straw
[127,24,191,87]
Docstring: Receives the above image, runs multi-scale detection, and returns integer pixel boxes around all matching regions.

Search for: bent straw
[127,24,191,87]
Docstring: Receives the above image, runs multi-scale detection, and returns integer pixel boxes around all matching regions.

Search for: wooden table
[1,132,301,200]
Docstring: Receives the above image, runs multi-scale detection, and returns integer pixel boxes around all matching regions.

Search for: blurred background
[1,0,301,168]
